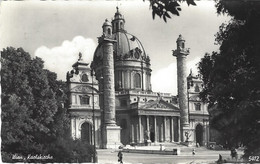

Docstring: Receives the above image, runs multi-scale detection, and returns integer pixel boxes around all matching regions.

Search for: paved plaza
[96,146,244,164]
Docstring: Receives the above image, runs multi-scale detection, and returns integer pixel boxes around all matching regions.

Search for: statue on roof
[78,52,83,61]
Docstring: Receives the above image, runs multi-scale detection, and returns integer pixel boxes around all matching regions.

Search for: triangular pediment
[71,84,98,93]
[189,94,201,101]
[139,99,179,111]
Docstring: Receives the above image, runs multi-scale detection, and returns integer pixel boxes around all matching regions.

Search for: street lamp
[91,69,98,163]
[99,76,105,149]
[187,80,193,123]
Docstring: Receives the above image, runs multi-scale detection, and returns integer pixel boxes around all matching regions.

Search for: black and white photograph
[1,0,260,163]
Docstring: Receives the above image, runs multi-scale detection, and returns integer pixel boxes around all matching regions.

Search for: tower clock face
[81,73,89,82]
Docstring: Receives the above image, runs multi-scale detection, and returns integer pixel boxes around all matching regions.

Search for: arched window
[134,73,141,88]
[182,42,185,48]
[81,122,92,144]
[108,28,111,35]
[81,73,89,82]
[195,84,200,92]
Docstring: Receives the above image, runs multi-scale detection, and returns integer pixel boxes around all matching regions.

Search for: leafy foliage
[1,47,94,162]
[198,0,260,157]
[146,0,196,22]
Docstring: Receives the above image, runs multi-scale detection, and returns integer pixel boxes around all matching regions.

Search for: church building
[66,8,210,149]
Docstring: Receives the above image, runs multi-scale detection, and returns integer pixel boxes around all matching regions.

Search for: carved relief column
[173,35,191,142]
[98,34,121,148]
[102,38,116,125]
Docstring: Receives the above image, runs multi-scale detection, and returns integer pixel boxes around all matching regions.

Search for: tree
[1,47,94,162]
[198,0,260,157]
[146,0,196,22]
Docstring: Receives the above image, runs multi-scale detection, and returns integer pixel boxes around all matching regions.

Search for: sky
[0,1,230,95]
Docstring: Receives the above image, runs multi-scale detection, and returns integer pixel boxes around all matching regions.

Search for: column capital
[98,36,117,44]
[172,49,190,57]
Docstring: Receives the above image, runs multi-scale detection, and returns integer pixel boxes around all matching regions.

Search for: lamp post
[99,76,105,149]
[91,69,97,163]
[187,80,193,123]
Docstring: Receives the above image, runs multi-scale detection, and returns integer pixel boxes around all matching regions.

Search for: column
[127,70,130,89]
[121,70,124,89]
[178,117,181,142]
[131,124,134,143]
[130,71,132,89]
[138,116,142,143]
[130,124,134,143]
[154,116,157,143]
[146,116,149,131]
[71,117,75,140]
[203,122,208,146]
[75,118,77,139]
[102,38,116,125]
[160,123,163,142]
[98,35,121,148]
[163,117,166,142]
[171,117,174,142]
[173,35,190,142]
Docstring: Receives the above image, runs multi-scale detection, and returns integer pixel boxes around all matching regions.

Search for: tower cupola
[102,19,112,37]
[177,34,185,49]
[112,7,125,33]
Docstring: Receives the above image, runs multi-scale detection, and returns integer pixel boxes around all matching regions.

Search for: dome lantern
[112,7,125,33]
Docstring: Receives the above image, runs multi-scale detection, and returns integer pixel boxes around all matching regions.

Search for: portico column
[163,117,166,142]
[131,123,134,143]
[146,116,149,131]
[171,117,174,142]
[75,118,77,139]
[138,116,142,143]
[178,117,181,142]
[154,116,157,143]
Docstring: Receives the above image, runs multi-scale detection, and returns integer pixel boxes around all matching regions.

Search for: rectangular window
[120,99,127,107]
[80,95,90,105]
[195,103,201,111]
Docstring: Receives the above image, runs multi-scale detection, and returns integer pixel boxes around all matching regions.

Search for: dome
[102,19,111,27]
[113,31,146,59]
[93,31,150,64]
[92,8,152,92]
[177,34,185,42]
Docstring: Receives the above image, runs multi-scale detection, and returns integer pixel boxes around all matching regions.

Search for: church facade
[66,8,210,148]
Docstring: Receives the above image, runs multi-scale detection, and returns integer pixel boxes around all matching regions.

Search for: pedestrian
[118,150,123,164]
[230,147,238,161]
[216,154,223,164]
[192,148,196,155]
